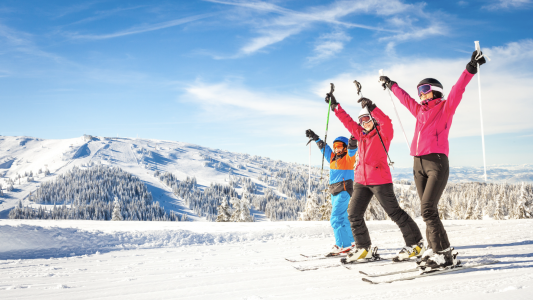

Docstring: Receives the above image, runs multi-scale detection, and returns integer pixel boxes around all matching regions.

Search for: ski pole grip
[474,41,491,62]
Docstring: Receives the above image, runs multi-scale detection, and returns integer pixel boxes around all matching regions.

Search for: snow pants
[347,183,422,249]
[330,191,355,248]
[413,153,450,252]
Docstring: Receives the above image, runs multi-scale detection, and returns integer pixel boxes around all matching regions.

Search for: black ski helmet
[417,78,443,99]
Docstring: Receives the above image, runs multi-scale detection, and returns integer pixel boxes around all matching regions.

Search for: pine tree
[512,183,532,219]
[493,193,504,220]
[299,192,320,221]
[216,199,232,222]
[112,197,123,221]
[318,194,332,221]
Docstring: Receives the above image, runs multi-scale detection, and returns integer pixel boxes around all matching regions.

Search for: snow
[1,219,532,299]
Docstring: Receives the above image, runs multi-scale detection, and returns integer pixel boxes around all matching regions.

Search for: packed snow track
[1,219,532,299]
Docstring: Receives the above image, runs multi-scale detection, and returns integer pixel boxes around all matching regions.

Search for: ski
[361,261,499,284]
[292,262,341,271]
[285,253,344,263]
[359,266,419,277]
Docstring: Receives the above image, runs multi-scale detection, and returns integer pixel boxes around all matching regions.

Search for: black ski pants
[347,182,422,249]
[413,153,450,252]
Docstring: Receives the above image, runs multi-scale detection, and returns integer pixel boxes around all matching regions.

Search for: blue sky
[1,0,532,167]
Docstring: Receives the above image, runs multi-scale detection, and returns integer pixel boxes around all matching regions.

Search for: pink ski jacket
[334,105,393,186]
[391,69,474,157]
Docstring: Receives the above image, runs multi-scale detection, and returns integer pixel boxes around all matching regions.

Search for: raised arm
[444,69,475,116]
[347,136,358,157]
[334,104,363,139]
[390,83,421,117]
[370,107,394,144]
[316,139,333,163]
[380,76,421,117]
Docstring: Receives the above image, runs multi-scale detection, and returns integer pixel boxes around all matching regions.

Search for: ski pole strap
[367,109,394,168]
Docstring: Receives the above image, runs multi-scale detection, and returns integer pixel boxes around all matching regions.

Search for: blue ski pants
[330,191,354,248]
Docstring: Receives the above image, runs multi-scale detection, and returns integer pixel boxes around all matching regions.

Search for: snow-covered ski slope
[1,219,532,299]
[0,135,291,220]
[1,135,532,220]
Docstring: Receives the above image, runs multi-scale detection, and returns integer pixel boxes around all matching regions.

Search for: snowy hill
[0,135,324,220]
[1,135,532,221]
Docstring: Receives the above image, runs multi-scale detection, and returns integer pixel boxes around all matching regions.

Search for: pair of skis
[360,260,499,284]
[287,252,499,284]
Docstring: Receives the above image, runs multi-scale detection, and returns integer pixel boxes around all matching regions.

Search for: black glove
[357,97,376,111]
[379,76,396,90]
[305,129,319,141]
[325,93,338,111]
[466,50,487,74]
[348,135,358,150]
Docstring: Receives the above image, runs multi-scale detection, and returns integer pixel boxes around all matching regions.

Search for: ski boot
[325,244,352,257]
[416,247,433,268]
[393,240,426,262]
[423,247,460,270]
[341,246,379,264]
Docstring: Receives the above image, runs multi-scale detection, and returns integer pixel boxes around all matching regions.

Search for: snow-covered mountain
[0,135,531,220]
[0,135,320,220]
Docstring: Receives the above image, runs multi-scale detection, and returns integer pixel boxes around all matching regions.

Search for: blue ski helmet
[333,136,349,147]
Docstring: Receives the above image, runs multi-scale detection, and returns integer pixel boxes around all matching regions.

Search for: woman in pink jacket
[326,95,423,264]
[379,51,486,269]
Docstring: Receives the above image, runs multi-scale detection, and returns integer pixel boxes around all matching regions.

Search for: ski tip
[359,270,369,276]
[362,277,377,284]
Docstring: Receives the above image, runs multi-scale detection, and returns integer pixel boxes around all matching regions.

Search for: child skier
[326,95,424,263]
[379,50,486,269]
[305,130,357,256]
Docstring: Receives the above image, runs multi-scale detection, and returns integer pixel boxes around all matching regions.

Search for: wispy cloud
[66,13,215,40]
[0,23,64,62]
[482,0,532,10]
[67,5,147,26]
[205,0,447,59]
[307,30,351,63]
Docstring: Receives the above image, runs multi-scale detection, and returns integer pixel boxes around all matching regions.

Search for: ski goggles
[417,84,444,97]
[333,142,346,150]
[358,115,372,125]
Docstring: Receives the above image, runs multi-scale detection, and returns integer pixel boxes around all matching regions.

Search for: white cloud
[66,13,214,40]
[183,39,533,145]
[206,0,433,58]
[482,0,532,10]
[307,31,352,63]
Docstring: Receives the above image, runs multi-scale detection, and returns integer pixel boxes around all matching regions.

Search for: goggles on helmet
[333,142,346,151]
[417,84,444,97]
[358,115,372,125]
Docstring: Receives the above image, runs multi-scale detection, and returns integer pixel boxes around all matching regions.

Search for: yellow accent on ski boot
[393,240,426,262]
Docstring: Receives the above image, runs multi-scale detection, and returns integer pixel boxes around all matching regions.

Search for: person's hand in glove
[357,97,376,111]
[325,93,338,111]
[379,76,396,90]
[466,50,487,74]
[305,129,319,141]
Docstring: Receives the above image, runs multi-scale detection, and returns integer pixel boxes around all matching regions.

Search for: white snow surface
[1,219,532,299]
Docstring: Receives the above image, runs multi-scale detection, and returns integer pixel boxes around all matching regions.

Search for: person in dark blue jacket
[306,130,357,256]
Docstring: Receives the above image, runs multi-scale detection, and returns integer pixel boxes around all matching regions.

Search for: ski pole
[353,80,394,168]
[379,69,411,150]
[320,83,335,180]
[308,141,311,194]
[474,41,491,182]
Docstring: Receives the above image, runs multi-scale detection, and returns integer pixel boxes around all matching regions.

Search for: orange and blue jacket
[316,136,358,196]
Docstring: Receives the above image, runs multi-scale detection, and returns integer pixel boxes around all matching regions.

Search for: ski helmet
[333,136,348,147]
[358,107,372,124]
[332,136,348,154]
[417,78,444,99]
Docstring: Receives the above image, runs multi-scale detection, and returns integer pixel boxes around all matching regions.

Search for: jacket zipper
[416,131,421,156]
